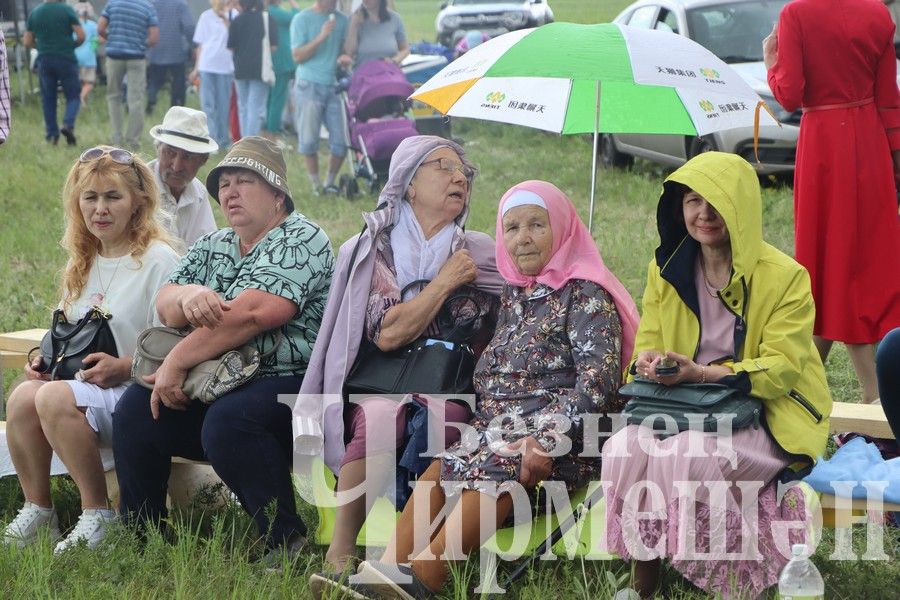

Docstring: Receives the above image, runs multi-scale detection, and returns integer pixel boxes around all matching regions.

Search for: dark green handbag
[620,379,762,434]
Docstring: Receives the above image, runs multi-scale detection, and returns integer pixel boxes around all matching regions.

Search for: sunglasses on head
[79,147,144,190]
[79,146,135,165]
[420,157,476,179]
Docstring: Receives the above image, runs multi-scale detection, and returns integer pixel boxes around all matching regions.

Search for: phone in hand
[654,356,679,377]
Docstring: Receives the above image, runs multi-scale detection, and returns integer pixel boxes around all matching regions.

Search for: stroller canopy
[349,61,415,121]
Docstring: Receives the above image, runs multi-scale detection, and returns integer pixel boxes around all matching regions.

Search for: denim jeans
[113,376,307,548]
[199,71,234,149]
[877,328,900,439]
[106,57,147,149]
[37,54,80,139]
[294,78,346,156]
[147,62,187,109]
[234,78,269,138]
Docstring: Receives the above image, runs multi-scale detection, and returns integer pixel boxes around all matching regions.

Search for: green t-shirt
[168,212,335,378]
[26,2,79,60]
[291,8,348,85]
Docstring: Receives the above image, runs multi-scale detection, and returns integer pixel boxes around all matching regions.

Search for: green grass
[0,0,894,597]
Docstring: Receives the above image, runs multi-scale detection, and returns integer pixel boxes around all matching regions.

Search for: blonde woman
[1,147,179,554]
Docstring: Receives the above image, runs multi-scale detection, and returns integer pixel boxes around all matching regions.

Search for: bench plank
[1,350,27,371]
[0,329,46,354]
[828,401,894,439]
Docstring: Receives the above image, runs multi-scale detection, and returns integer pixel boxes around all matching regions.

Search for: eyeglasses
[79,146,143,190]
[420,157,476,179]
[79,146,135,165]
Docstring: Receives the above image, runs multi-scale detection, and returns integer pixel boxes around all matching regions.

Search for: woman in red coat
[765,0,900,403]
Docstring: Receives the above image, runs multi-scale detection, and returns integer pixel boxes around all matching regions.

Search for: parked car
[435,0,554,47]
[605,0,798,175]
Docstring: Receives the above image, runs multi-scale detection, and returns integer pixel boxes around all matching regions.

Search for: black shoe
[60,127,77,146]
[46,135,59,146]
[356,561,434,600]
[309,572,373,599]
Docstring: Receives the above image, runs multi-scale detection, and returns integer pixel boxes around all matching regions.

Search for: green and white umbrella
[411,22,778,230]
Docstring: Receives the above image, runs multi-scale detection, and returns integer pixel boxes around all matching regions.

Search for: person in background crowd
[878,327,900,435]
[0,29,10,144]
[229,0,278,138]
[146,0,195,115]
[73,2,99,106]
[191,0,237,151]
[113,136,334,566]
[25,0,85,146]
[99,0,159,150]
[340,0,409,67]
[765,0,900,404]
[453,30,488,59]
[291,0,348,195]
[1,147,179,553]
[148,106,220,249]
[267,0,301,138]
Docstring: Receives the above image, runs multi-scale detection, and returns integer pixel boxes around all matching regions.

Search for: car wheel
[598,134,633,169]
[688,135,719,158]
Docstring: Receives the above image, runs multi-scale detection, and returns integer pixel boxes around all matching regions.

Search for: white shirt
[193,8,235,75]
[68,242,181,357]
[149,158,218,250]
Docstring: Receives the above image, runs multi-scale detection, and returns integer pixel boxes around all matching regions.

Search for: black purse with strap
[29,306,119,380]
[342,280,484,398]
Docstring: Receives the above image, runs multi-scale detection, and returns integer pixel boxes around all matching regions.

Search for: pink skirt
[602,424,810,600]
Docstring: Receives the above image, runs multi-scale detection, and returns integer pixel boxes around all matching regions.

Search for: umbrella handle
[588,81,600,235]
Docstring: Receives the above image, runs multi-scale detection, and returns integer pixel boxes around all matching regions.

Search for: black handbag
[29,306,119,380]
[620,378,762,434]
[342,283,483,398]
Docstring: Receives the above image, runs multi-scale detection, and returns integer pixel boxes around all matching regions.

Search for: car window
[686,0,788,63]
[627,6,658,29]
[656,8,679,34]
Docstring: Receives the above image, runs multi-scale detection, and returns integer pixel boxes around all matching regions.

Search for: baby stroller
[338,60,419,198]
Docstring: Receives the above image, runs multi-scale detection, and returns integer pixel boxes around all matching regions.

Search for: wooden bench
[0,329,45,419]
[823,401,900,526]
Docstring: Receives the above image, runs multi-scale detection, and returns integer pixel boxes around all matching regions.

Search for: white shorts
[61,380,128,448]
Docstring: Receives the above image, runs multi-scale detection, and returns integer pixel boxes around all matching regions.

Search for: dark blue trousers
[877,328,900,440]
[113,376,306,548]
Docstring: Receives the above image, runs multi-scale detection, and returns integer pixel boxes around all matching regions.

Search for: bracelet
[700,365,707,384]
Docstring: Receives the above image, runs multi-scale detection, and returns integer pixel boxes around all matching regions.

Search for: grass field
[0,0,896,598]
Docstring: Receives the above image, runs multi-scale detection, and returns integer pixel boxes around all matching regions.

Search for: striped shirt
[147,0,195,65]
[101,0,159,59]
[0,29,9,144]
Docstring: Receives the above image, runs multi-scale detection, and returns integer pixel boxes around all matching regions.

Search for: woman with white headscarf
[294,135,503,572]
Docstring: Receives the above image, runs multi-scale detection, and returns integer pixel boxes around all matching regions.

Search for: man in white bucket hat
[149,106,220,248]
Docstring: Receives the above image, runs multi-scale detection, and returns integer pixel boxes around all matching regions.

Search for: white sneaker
[53,508,116,554]
[2,502,61,548]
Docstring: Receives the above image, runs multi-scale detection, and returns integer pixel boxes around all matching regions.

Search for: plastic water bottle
[778,544,824,599]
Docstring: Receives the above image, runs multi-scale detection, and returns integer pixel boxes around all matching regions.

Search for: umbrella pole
[588,80,600,235]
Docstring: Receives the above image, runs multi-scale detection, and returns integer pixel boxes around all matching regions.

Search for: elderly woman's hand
[146,358,191,419]
[650,351,704,386]
[501,436,553,489]
[434,249,478,292]
[763,23,778,69]
[179,285,231,329]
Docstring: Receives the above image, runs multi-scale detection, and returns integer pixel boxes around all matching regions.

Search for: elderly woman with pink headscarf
[317,180,640,599]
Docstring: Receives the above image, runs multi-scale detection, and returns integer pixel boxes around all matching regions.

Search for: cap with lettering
[205,136,292,204]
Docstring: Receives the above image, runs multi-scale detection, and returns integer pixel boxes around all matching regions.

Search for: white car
[435,0,554,47]
[606,0,798,175]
